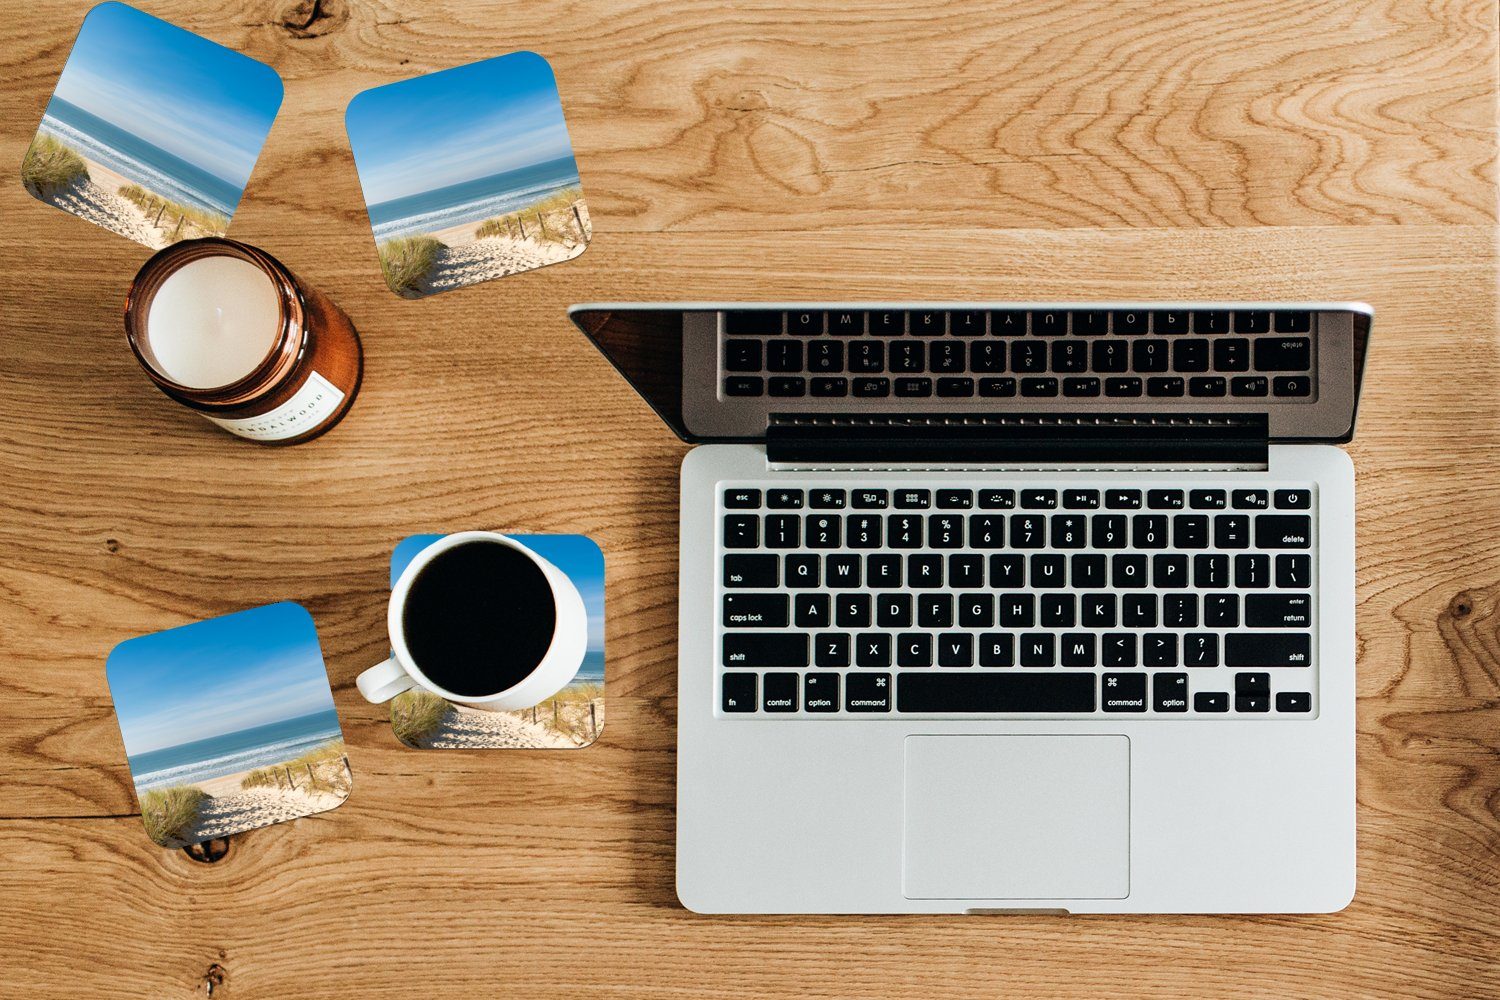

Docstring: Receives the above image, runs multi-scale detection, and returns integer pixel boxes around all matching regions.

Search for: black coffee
[401,541,557,697]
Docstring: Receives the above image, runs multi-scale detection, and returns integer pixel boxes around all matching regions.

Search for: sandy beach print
[22,3,281,250]
[387,533,606,749]
[106,603,349,849]
[347,51,591,298]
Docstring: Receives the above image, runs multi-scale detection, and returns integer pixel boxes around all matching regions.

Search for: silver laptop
[570,302,1370,914]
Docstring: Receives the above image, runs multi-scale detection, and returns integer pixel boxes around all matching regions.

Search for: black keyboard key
[805,514,842,548]
[1189,376,1226,397]
[853,489,889,509]
[1235,553,1270,588]
[1235,672,1270,695]
[1105,376,1143,396]
[723,514,759,548]
[725,339,763,372]
[897,633,933,667]
[849,341,885,373]
[1073,310,1109,335]
[1063,489,1101,510]
[1195,691,1229,712]
[930,341,965,372]
[1276,553,1310,588]
[764,514,799,548]
[723,554,777,588]
[1021,377,1059,396]
[722,594,788,628]
[767,489,804,509]
[1122,594,1156,626]
[888,514,924,548]
[1256,514,1311,548]
[1092,514,1127,548]
[1146,376,1184,396]
[937,633,973,667]
[1155,310,1190,335]
[1193,310,1230,334]
[808,341,845,373]
[1147,489,1185,509]
[937,377,975,397]
[895,489,931,509]
[1190,489,1226,509]
[1273,375,1312,397]
[1101,673,1147,712]
[1113,554,1148,588]
[949,554,983,587]
[1153,672,1189,712]
[1237,693,1270,713]
[1153,554,1188,589]
[787,311,824,336]
[1011,341,1047,372]
[1275,489,1312,509]
[1081,592,1116,627]
[829,310,864,335]
[1231,375,1269,396]
[1133,339,1169,371]
[979,377,1017,396]
[876,593,912,627]
[868,556,902,587]
[766,339,803,372]
[853,377,891,397]
[1021,489,1058,510]
[847,514,882,548]
[1204,593,1239,627]
[1255,337,1311,371]
[1246,594,1312,627]
[928,514,964,549]
[970,341,1006,373]
[856,633,892,668]
[978,633,1014,667]
[1092,339,1129,373]
[762,672,798,711]
[1184,633,1218,667]
[1174,514,1209,549]
[998,593,1035,627]
[1212,338,1250,371]
[724,488,761,508]
[1225,633,1312,667]
[909,310,945,336]
[1051,514,1087,548]
[1194,553,1230,589]
[1276,691,1312,712]
[1102,633,1137,668]
[1172,339,1208,371]
[1274,311,1312,333]
[827,555,861,588]
[1232,489,1269,509]
[723,376,764,396]
[723,633,808,668]
[1060,633,1095,667]
[979,489,1017,509]
[1163,593,1198,627]
[835,592,870,626]
[725,311,782,336]
[1064,376,1101,397]
[1031,310,1067,336]
[1143,633,1177,667]
[811,376,848,397]
[768,376,806,397]
[1132,515,1168,548]
[722,673,757,712]
[809,489,846,509]
[803,673,840,712]
[1235,310,1271,333]
[895,377,933,397]
[991,310,1026,336]
[786,555,821,588]
[951,310,986,336]
[1111,310,1150,334]
[897,673,1095,712]
[1106,489,1143,509]
[845,673,892,712]
[1052,340,1088,372]
[891,341,925,372]
[936,489,974,509]
[814,633,851,668]
[869,311,904,336]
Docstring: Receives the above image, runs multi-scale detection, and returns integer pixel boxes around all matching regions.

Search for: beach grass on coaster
[21,3,282,251]
[389,534,605,749]
[346,52,592,299]
[105,602,350,849]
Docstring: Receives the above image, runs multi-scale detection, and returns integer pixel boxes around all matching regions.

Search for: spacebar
[897,673,1097,713]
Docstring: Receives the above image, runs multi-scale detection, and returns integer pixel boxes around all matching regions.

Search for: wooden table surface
[2,1,1498,997]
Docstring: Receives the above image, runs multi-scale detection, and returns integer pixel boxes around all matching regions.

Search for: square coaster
[105,602,349,848]
[346,52,591,299]
[389,534,604,749]
[22,2,282,250]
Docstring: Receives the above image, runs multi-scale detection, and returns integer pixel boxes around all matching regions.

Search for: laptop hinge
[764,413,1269,467]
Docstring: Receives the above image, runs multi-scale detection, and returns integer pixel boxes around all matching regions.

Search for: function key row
[723,309,1314,337]
[725,487,1311,511]
[722,374,1310,399]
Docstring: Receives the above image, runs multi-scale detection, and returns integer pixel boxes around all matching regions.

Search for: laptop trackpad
[903,735,1130,900]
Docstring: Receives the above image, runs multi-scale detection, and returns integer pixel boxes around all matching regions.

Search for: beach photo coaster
[389,534,605,749]
[346,51,592,299]
[105,602,350,849]
[22,3,283,251]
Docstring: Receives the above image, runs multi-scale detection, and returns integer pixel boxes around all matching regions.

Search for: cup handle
[356,657,415,704]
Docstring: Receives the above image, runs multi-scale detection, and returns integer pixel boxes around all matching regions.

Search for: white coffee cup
[356,531,588,711]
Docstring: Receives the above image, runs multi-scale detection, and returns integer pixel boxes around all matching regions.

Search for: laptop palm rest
[902,735,1130,900]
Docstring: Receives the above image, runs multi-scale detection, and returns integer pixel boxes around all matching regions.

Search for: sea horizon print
[105,602,351,848]
[347,51,591,298]
[22,3,282,250]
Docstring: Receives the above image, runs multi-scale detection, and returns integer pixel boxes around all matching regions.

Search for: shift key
[723,633,809,667]
[722,594,789,628]
[1225,633,1312,667]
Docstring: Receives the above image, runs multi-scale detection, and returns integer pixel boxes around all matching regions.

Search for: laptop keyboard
[716,483,1317,717]
[719,309,1316,402]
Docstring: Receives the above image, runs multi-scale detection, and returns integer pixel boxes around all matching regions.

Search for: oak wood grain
[1,1,1497,998]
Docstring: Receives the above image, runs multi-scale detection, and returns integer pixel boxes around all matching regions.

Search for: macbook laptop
[569,302,1370,913]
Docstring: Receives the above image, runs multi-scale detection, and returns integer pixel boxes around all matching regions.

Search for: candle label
[203,371,344,441]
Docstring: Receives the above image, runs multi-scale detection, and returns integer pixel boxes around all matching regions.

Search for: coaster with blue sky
[105,602,350,849]
[388,534,605,749]
[346,51,592,299]
[21,3,282,251]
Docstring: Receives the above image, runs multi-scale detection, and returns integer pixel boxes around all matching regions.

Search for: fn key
[722,673,757,713]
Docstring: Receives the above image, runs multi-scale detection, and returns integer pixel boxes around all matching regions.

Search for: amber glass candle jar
[123,238,362,444]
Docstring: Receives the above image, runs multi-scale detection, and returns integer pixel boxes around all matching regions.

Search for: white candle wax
[145,255,282,389]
